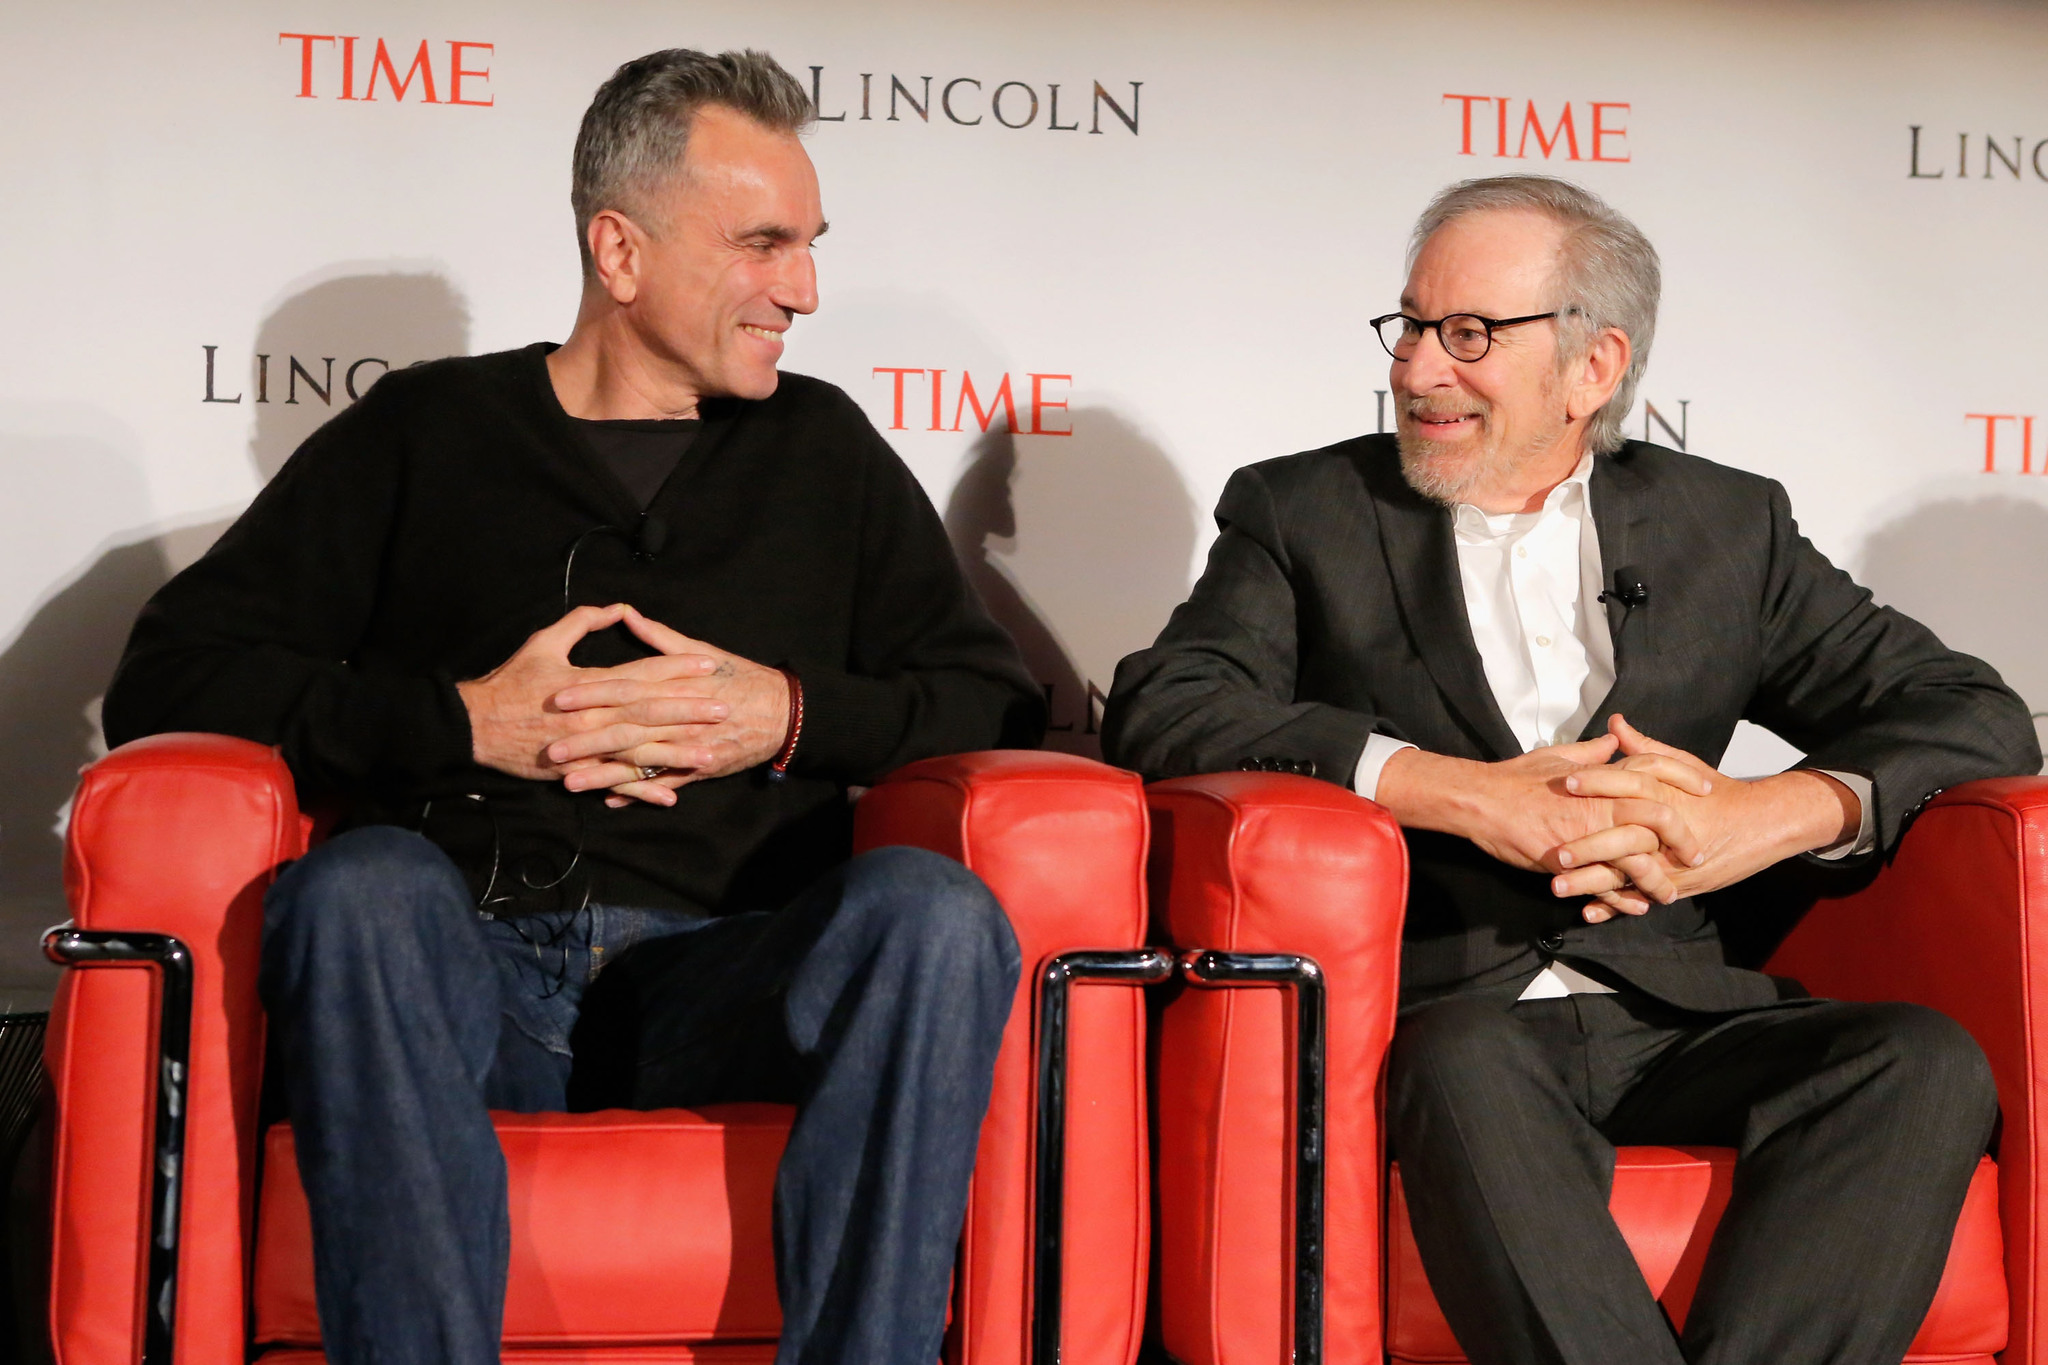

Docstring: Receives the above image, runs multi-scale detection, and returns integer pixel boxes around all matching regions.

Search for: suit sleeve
[1101,464,1379,782]
[100,397,475,796]
[1745,478,2041,850]
[785,410,1045,784]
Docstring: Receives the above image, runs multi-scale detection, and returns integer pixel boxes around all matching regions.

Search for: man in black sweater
[104,50,1043,1365]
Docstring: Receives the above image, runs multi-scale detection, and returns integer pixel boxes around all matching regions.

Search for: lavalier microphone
[1598,567,1650,609]
[633,513,670,560]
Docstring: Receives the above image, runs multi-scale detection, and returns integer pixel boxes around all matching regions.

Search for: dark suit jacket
[1103,436,2042,1012]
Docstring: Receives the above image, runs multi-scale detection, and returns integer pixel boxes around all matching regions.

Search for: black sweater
[105,344,1044,916]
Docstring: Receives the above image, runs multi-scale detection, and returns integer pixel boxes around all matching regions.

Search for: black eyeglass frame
[1370,310,1561,363]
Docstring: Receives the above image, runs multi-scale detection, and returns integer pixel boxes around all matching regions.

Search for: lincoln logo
[871,368,1074,435]
[201,346,424,405]
[1372,389,1689,448]
[1909,127,2048,180]
[278,33,493,105]
[1967,413,2045,473]
[809,67,1139,134]
[1443,95,1630,162]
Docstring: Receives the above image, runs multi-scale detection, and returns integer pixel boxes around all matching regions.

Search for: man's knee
[841,845,1022,990]
[1850,1002,1997,1128]
[265,826,470,965]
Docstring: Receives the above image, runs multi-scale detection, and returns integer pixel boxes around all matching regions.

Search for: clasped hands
[456,603,790,809]
[1377,714,1862,922]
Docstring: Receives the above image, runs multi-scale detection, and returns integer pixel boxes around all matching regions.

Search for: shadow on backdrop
[246,272,471,482]
[1857,495,2048,769]
[946,430,1085,749]
[0,427,158,1010]
[0,273,470,1010]
[945,408,1196,759]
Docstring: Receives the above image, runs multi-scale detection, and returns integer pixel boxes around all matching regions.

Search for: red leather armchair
[43,736,1165,1365]
[1146,771,2048,1365]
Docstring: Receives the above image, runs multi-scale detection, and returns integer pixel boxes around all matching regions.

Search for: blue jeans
[259,827,1021,1365]
[476,897,713,1111]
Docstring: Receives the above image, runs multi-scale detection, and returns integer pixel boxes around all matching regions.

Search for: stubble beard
[1394,386,1566,508]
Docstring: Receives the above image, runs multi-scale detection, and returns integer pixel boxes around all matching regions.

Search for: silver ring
[635,765,662,782]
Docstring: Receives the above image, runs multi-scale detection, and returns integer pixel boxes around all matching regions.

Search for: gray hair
[571,49,814,278]
[1408,175,1660,456]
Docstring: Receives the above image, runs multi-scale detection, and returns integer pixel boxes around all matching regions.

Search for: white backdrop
[4,0,2046,1002]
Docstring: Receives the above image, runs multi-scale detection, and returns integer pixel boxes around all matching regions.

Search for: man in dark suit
[1103,175,2041,1365]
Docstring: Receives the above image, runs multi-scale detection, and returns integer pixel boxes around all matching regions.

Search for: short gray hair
[571,49,814,278]
[1408,175,1660,456]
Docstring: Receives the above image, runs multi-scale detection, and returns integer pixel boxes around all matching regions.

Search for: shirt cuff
[1808,769,1876,860]
[1352,733,1419,803]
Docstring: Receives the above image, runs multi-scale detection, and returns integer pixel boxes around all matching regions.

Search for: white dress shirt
[1350,452,1873,999]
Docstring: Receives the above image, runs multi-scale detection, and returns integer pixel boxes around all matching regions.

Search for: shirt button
[1535,634,1552,648]
[1538,931,1566,953]
[1515,546,1528,558]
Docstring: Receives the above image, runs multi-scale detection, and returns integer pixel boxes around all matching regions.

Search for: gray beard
[1396,425,1518,507]
[1395,394,1568,507]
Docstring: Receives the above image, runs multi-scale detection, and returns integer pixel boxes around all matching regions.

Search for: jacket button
[1537,931,1565,953]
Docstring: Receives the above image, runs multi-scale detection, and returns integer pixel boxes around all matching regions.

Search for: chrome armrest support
[45,924,195,1365]
[1179,949,1327,1365]
[1032,947,1175,1365]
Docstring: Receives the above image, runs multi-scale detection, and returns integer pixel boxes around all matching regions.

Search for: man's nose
[774,248,819,317]
[1397,326,1460,392]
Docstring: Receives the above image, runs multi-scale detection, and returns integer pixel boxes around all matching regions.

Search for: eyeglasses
[1370,310,1560,363]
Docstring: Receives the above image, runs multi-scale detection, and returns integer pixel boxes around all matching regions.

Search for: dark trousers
[1387,988,1998,1365]
[259,826,1021,1365]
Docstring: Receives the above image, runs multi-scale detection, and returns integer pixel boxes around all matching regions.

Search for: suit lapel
[1371,475,1523,760]
[1584,449,1659,733]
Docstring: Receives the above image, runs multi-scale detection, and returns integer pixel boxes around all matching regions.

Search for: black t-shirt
[574,417,700,510]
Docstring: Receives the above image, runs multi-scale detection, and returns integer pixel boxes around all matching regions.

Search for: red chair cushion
[253,1106,792,1347]
[1386,1147,2007,1363]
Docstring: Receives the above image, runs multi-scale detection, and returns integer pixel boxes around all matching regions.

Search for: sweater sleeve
[101,393,475,796]
[786,409,1045,783]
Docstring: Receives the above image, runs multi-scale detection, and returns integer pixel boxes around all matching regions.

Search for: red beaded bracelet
[767,668,804,782]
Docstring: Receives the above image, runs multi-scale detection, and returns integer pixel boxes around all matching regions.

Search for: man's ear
[586,209,645,306]
[1565,326,1632,423]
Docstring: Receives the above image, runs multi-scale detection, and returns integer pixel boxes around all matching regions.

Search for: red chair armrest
[856,750,1153,1365]
[1765,775,2048,1365]
[64,732,305,933]
[856,751,1150,953]
[48,733,302,1365]
[1144,772,1408,1365]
